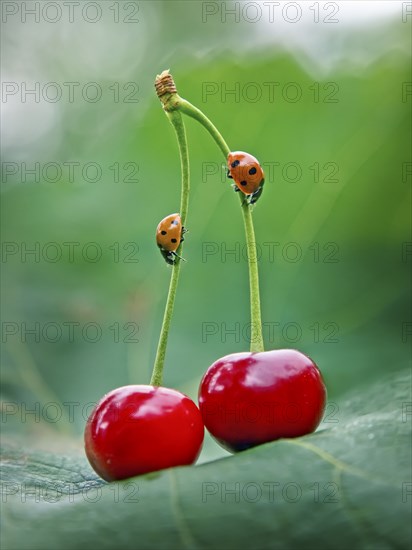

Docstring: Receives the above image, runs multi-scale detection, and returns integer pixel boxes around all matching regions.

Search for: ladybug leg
[232,184,240,193]
[173,251,186,263]
[180,226,188,244]
[249,184,264,205]
[227,170,233,179]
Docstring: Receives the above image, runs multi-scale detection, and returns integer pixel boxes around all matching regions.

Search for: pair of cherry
[85,349,326,481]
[85,73,327,481]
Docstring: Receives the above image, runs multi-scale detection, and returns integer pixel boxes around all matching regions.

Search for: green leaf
[1,369,411,550]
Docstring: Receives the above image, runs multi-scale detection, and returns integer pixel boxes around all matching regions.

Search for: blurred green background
[1,1,411,462]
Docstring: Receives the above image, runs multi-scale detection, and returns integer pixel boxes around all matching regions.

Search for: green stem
[240,202,264,352]
[177,98,264,353]
[179,99,230,158]
[150,110,190,386]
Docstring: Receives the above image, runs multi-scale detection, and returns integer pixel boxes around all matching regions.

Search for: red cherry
[85,385,204,481]
[198,349,327,453]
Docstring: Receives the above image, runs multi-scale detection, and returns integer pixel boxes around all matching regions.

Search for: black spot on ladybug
[161,230,167,235]
[231,160,240,168]
[171,238,177,243]
[240,181,247,186]
[249,167,257,175]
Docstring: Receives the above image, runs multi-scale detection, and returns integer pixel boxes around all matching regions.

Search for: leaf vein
[168,470,197,550]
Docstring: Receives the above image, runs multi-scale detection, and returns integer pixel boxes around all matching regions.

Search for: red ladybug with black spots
[156,213,186,265]
[227,151,265,205]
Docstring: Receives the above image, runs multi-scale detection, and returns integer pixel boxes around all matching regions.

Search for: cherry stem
[150,109,190,386]
[178,97,265,353]
[179,99,230,159]
[240,202,264,352]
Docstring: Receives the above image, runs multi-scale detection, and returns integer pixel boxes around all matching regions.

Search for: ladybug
[227,151,265,205]
[156,213,186,265]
